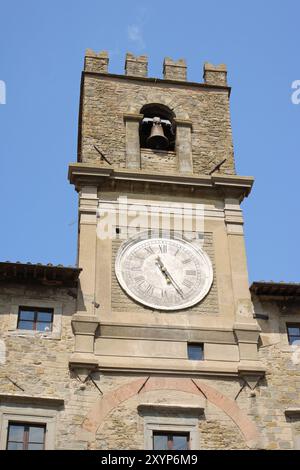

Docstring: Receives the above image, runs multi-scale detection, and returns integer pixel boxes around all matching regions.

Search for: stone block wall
[1,285,300,451]
[79,52,235,176]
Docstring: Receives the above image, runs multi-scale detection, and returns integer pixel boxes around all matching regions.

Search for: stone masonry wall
[80,75,235,176]
[1,285,300,449]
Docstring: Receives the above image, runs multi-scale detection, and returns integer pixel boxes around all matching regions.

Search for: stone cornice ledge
[0,393,64,407]
[68,354,266,378]
[69,164,254,201]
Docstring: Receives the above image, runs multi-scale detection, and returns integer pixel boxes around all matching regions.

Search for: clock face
[115,232,213,311]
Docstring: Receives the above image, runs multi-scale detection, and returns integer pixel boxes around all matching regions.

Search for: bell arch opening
[139,103,176,151]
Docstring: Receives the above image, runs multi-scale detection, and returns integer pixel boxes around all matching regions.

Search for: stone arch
[127,90,190,120]
[81,376,260,449]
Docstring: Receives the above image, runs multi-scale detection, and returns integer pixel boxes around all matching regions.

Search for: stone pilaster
[77,186,98,316]
[174,118,193,173]
[123,113,143,169]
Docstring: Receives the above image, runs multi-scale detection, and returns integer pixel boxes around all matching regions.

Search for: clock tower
[68,51,265,449]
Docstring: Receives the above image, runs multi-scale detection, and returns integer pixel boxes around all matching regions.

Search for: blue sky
[0,0,299,282]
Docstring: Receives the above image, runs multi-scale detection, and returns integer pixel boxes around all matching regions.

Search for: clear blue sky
[0,0,299,283]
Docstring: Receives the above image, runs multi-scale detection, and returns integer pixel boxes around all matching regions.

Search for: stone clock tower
[68,50,265,449]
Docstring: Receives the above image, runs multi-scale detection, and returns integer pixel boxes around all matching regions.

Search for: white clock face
[115,232,213,311]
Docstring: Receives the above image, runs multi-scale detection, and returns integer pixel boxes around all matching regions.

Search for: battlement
[84,50,228,86]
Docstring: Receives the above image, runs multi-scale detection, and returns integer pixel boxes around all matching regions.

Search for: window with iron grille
[153,431,190,450]
[287,324,300,345]
[17,307,54,332]
[6,422,46,450]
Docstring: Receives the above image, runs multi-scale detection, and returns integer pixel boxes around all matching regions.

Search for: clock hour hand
[155,256,184,298]
[155,256,171,284]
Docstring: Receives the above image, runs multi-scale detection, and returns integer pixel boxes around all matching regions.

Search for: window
[153,432,190,450]
[140,104,175,151]
[17,307,53,332]
[6,422,46,450]
[287,324,300,345]
[187,343,204,360]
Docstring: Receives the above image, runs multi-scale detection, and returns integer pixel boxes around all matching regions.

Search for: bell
[147,117,169,150]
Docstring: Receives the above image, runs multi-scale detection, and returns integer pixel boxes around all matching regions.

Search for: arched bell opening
[139,104,176,151]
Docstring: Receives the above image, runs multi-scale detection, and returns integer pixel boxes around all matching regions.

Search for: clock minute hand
[164,268,184,298]
[156,256,184,298]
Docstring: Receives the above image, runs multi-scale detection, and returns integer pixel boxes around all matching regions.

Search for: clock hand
[155,256,171,284]
[156,256,184,298]
[164,269,184,298]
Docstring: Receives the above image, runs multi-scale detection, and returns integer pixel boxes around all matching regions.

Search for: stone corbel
[71,314,99,354]
[235,323,266,389]
[234,323,261,362]
[70,314,99,376]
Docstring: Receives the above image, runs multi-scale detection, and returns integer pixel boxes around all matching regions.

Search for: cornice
[68,164,254,202]
[0,393,64,407]
[83,70,231,96]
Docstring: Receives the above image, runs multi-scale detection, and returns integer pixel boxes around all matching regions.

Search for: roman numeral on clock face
[159,244,167,254]
[160,289,168,298]
[131,266,142,271]
[182,258,191,265]
[186,270,196,276]
[182,279,193,288]
[144,246,154,255]
[144,283,154,296]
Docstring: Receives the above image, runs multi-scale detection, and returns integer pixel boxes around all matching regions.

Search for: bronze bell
[147,117,169,150]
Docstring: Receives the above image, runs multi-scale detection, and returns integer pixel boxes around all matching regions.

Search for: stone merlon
[203,62,228,86]
[83,50,228,87]
[84,49,109,73]
[163,57,187,81]
[125,53,148,77]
